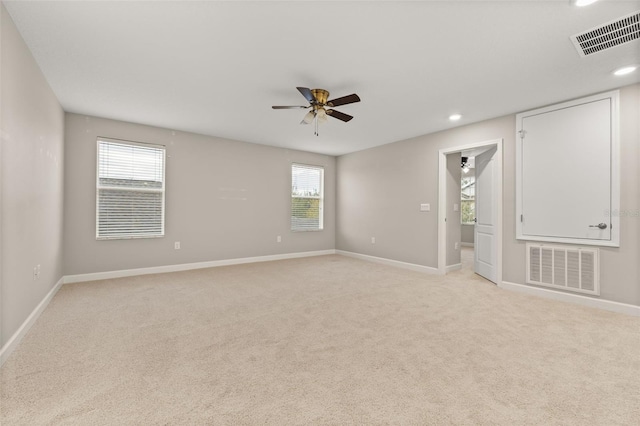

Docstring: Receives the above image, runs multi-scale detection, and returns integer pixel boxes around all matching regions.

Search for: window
[461,175,475,225]
[291,164,324,231]
[96,138,166,239]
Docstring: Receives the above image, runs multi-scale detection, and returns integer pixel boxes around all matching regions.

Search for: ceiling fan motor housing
[311,89,329,105]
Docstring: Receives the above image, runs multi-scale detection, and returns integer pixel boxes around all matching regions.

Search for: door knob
[589,223,607,230]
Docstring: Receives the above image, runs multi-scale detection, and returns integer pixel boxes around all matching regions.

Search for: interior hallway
[461,246,474,272]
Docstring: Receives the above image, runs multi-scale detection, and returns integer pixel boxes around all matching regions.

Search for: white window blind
[96,138,166,239]
[291,164,324,231]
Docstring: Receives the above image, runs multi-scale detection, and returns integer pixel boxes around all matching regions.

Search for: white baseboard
[63,250,337,284]
[500,281,640,317]
[461,242,475,247]
[1,277,64,367]
[336,250,440,274]
[2,251,337,366]
[3,262,636,370]
[446,263,462,273]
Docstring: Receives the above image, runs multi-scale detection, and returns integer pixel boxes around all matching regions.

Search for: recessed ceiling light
[449,114,462,121]
[574,0,599,7]
[613,65,637,76]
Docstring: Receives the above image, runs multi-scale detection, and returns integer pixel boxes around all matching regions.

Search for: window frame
[96,137,166,240]
[291,163,324,232]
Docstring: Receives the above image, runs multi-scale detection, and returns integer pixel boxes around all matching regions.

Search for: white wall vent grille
[570,11,640,57]
[526,243,599,295]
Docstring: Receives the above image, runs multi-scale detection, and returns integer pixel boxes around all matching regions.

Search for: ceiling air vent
[570,11,640,57]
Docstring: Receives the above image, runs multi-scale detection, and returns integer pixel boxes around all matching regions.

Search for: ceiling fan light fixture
[316,108,328,123]
[461,156,470,174]
[301,110,315,124]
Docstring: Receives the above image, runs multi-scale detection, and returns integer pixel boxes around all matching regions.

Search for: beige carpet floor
[1,254,639,425]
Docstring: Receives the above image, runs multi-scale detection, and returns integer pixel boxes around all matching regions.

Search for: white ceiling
[5,0,640,156]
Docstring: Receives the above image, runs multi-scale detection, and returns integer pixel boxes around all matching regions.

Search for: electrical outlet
[371,237,376,244]
[455,242,459,250]
[174,241,181,250]
[277,235,282,243]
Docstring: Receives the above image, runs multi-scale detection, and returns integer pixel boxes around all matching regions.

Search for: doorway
[437,139,503,284]
[460,155,476,272]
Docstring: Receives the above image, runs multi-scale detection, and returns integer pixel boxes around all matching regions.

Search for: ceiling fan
[272,87,361,136]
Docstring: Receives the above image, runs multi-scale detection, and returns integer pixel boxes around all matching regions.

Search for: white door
[474,146,497,283]
[520,98,612,241]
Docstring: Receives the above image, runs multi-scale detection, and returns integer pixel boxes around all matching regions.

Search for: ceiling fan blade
[272,105,307,109]
[326,93,360,107]
[297,87,315,104]
[301,110,315,124]
[326,109,353,122]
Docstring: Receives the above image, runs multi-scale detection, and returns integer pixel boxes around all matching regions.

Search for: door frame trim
[438,138,503,283]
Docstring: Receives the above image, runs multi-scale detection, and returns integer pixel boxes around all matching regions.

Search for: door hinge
[520,214,524,222]
[518,129,526,139]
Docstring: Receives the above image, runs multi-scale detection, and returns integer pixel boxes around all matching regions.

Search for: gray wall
[337,84,639,306]
[461,225,474,245]
[599,84,640,305]
[337,115,514,269]
[1,4,65,348]
[64,114,335,275]
[446,153,461,266]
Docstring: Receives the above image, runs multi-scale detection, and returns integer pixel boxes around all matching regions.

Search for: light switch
[454,203,459,212]
[420,203,430,212]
